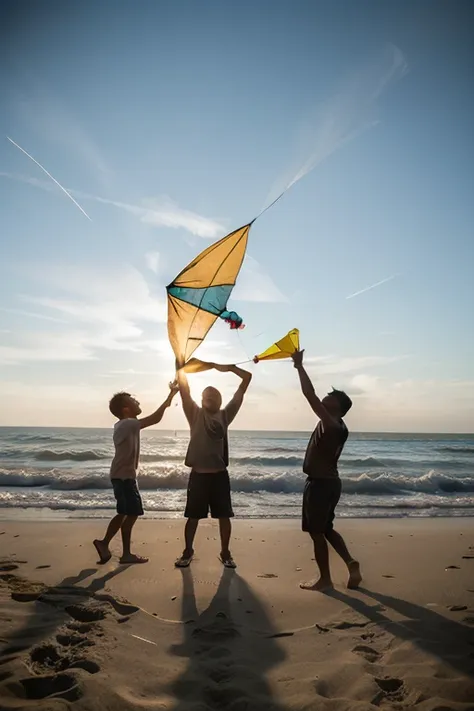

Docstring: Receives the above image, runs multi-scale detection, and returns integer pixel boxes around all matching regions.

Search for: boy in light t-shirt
[93,382,178,565]
[175,363,252,569]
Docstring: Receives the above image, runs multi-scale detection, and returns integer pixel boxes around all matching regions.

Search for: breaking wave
[1,467,473,496]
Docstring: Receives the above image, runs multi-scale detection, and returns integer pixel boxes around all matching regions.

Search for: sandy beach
[1,518,473,710]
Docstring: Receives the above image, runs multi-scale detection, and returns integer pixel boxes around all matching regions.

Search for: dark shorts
[184,470,234,520]
[302,477,342,534]
[111,478,144,517]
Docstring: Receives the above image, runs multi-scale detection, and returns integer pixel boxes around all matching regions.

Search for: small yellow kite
[253,329,300,363]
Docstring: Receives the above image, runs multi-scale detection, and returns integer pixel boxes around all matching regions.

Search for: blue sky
[1,0,473,432]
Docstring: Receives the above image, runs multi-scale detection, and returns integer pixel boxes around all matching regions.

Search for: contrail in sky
[6,136,91,220]
[346,274,397,300]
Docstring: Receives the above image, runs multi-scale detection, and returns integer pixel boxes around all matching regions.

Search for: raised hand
[169,380,179,396]
[291,349,305,368]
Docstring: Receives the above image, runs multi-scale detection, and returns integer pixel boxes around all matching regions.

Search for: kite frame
[166,223,251,363]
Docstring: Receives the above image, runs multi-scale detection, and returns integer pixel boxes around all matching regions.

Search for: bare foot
[347,560,362,589]
[300,578,333,591]
[93,539,111,565]
[119,554,149,565]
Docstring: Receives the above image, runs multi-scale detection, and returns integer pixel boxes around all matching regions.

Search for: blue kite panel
[167,284,234,316]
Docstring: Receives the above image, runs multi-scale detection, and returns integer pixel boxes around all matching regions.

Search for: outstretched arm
[212,363,252,424]
[138,381,179,430]
[177,368,199,424]
[291,350,337,427]
[214,363,252,392]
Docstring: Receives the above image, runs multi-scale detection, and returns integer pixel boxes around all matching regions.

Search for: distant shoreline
[0,426,473,436]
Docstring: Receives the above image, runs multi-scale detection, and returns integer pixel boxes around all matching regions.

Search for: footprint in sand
[56,633,94,649]
[13,672,83,702]
[375,677,404,693]
[333,621,369,630]
[448,605,467,612]
[65,604,106,623]
[36,565,51,569]
[66,621,95,634]
[68,659,100,674]
[313,679,330,698]
[30,644,61,668]
[94,592,139,617]
[257,573,278,579]
[352,644,382,663]
[315,624,329,633]
[11,590,43,602]
[0,564,19,572]
[371,676,406,706]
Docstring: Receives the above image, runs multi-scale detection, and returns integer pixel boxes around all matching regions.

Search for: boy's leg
[300,532,333,590]
[118,479,147,564]
[93,476,126,563]
[184,518,199,555]
[211,471,235,567]
[300,479,334,591]
[175,519,198,566]
[325,529,362,588]
[218,518,232,559]
[119,515,148,563]
[93,514,124,564]
[176,472,206,566]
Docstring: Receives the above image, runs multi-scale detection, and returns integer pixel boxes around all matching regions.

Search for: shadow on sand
[168,567,290,711]
[1,564,131,655]
[328,586,474,679]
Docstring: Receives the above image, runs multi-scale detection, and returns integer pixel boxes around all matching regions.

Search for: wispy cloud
[21,262,166,330]
[145,251,160,274]
[99,368,163,378]
[13,92,114,192]
[0,307,67,323]
[305,354,407,376]
[0,171,224,238]
[0,331,96,365]
[138,197,224,238]
[232,255,287,303]
[0,262,168,364]
[264,44,407,208]
[346,274,398,300]
[6,137,91,220]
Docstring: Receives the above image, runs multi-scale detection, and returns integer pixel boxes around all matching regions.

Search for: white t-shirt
[110,418,140,480]
[184,392,243,473]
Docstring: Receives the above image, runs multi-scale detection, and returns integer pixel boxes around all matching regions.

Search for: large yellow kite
[166,224,250,370]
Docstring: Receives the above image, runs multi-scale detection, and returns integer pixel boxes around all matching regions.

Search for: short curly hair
[331,389,352,417]
[109,392,132,418]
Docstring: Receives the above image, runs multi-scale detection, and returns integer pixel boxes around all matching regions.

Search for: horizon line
[0,425,472,436]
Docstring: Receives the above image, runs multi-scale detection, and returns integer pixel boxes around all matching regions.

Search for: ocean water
[0,427,473,520]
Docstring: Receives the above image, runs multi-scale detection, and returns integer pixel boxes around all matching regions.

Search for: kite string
[236,328,252,364]
[253,190,286,223]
